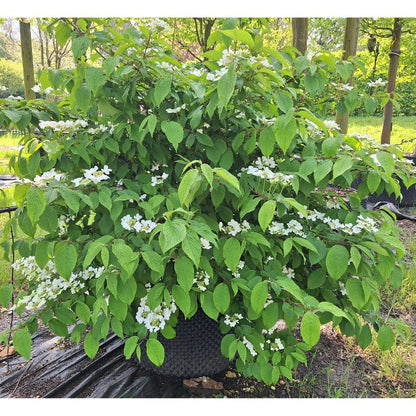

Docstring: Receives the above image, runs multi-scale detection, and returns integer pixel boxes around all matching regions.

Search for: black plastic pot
[352,155,416,208]
[138,308,229,378]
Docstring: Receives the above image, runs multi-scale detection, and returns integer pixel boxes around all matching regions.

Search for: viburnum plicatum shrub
[1,20,415,385]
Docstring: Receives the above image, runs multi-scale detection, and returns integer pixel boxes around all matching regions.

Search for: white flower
[31,84,42,93]
[367,78,387,88]
[135,294,177,333]
[200,238,212,250]
[224,313,244,328]
[166,103,186,114]
[151,172,168,186]
[84,165,112,184]
[282,265,295,279]
[339,282,347,296]
[193,270,211,291]
[323,120,341,131]
[242,336,257,357]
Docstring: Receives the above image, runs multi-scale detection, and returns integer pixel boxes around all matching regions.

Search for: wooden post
[335,18,360,134]
[381,18,403,145]
[19,18,36,100]
[292,18,308,55]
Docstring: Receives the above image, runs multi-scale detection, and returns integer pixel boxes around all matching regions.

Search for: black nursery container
[353,155,416,208]
[138,308,229,378]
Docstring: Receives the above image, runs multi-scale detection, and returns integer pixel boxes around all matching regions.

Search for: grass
[0,133,22,175]
[348,115,416,154]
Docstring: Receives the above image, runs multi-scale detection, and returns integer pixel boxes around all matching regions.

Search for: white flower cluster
[200,238,212,250]
[149,161,169,187]
[331,82,354,91]
[217,47,244,67]
[367,78,387,88]
[72,165,112,187]
[219,219,250,236]
[323,120,341,131]
[12,256,103,310]
[243,156,294,185]
[266,337,285,351]
[268,219,306,238]
[228,260,245,278]
[135,294,177,333]
[0,86,8,91]
[282,265,295,279]
[224,313,243,328]
[121,213,157,233]
[166,103,186,114]
[33,168,66,185]
[58,214,75,236]
[242,336,257,357]
[86,122,116,135]
[32,84,53,95]
[193,270,211,291]
[39,119,88,132]
[256,115,276,126]
[151,173,169,186]
[146,18,171,33]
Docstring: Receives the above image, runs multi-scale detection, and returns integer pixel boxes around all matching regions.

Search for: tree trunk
[19,19,36,100]
[292,18,308,55]
[381,18,403,145]
[335,18,361,134]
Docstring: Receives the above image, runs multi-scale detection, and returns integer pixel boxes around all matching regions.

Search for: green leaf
[124,336,139,359]
[0,283,13,307]
[213,168,241,194]
[172,285,191,316]
[251,280,269,315]
[85,67,107,95]
[200,291,219,320]
[333,155,353,180]
[258,200,276,232]
[314,159,333,185]
[84,332,100,359]
[376,152,395,176]
[377,325,395,351]
[274,111,297,154]
[49,318,69,337]
[159,220,187,253]
[262,302,279,329]
[161,120,184,151]
[142,250,164,275]
[13,329,32,360]
[217,63,237,107]
[326,245,349,280]
[221,29,254,48]
[357,324,372,349]
[60,188,80,214]
[76,302,91,324]
[178,169,200,208]
[300,311,321,346]
[54,242,78,280]
[72,36,91,61]
[112,239,139,278]
[223,238,241,271]
[345,278,366,309]
[174,256,194,292]
[146,338,165,367]
[154,76,172,106]
[182,230,202,267]
[367,170,381,194]
[213,283,230,314]
[258,126,275,157]
[26,187,47,225]
[316,301,348,319]
[201,163,213,186]
[74,83,91,113]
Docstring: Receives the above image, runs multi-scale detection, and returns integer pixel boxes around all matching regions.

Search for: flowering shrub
[1,21,415,385]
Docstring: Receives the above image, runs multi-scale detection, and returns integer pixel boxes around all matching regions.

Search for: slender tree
[292,18,308,54]
[335,18,360,134]
[381,18,403,144]
[19,18,35,100]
